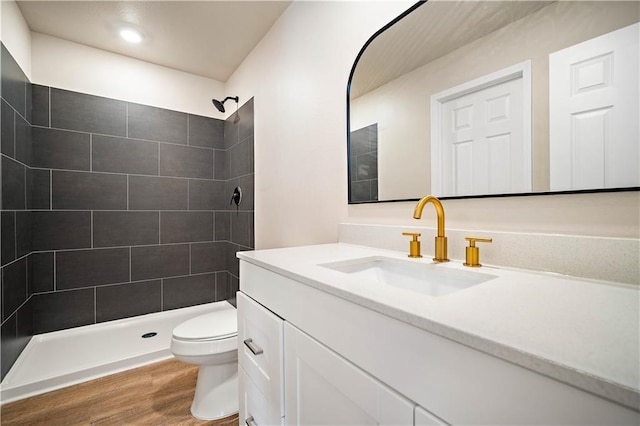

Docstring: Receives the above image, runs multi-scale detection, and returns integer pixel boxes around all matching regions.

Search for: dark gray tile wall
[130,244,190,281]
[91,135,159,175]
[55,248,131,289]
[96,280,161,323]
[1,44,34,381]
[50,88,126,137]
[162,273,216,310]
[128,176,188,210]
[1,42,255,380]
[350,123,378,202]
[128,103,187,144]
[93,211,159,247]
[159,143,214,179]
[224,99,255,306]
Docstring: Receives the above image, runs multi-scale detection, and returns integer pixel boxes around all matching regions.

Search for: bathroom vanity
[237,244,639,425]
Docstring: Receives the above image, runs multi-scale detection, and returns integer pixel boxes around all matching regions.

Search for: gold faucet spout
[413,195,449,262]
[413,195,445,237]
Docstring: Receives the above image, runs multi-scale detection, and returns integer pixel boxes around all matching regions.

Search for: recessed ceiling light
[120,28,143,44]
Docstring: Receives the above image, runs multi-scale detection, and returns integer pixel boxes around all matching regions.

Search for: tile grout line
[26,165,223,181]
[48,241,198,254]
[24,81,27,122]
[94,287,97,324]
[13,212,17,262]
[214,272,218,301]
[2,154,33,170]
[24,250,29,300]
[32,123,218,150]
[13,110,17,166]
[24,166,27,210]
[48,87,51,128]
[29,270,221,295]
[49,169,53,209]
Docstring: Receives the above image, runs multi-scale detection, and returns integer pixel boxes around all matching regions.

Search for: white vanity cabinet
[237,292,284,426]
[238,257,640,425]
[284,322,415,425]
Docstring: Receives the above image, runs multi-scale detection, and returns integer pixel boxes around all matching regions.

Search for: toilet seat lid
[172,308,237,341]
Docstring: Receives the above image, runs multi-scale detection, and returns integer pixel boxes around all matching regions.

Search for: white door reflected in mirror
[431,61,532,197]
[550,23,640,191]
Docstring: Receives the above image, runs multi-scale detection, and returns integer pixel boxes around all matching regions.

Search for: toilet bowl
[170,301,238,420]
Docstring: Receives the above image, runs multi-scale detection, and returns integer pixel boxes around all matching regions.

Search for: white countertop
[238,243,640,411]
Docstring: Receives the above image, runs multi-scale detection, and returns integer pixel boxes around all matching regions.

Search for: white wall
[1,0,32,77]
[228,0,639,247]
[226,1,413,249]
[30,32,226,118]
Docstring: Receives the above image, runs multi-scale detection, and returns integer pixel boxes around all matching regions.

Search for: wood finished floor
[0,359,239,425]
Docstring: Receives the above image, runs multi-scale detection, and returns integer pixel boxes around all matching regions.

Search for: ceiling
[17,1,292,82]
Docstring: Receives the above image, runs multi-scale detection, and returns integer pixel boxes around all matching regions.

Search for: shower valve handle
[230,186,242,208]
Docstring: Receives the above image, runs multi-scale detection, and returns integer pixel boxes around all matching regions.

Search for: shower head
[212,96,239,113]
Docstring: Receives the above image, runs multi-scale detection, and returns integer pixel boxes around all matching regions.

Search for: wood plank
[0,359,239,425]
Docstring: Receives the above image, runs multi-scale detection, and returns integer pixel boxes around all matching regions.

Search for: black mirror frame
[345,0,639,204]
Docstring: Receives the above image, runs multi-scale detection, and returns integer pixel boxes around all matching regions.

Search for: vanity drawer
[237,292,284,421]
[240,366,283,426]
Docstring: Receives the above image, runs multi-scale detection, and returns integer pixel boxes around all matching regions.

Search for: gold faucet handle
[465,237,492,247]
[402,232,422,258]
[464,237,492,267]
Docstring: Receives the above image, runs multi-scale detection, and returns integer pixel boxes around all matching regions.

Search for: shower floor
[1,302,230,404]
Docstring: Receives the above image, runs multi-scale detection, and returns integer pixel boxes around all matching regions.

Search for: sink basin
[319,256,497,297]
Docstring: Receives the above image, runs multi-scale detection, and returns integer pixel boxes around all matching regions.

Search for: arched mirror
[347,1,639,203]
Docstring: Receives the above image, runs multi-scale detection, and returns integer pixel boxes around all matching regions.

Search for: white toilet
[170,301,238,420]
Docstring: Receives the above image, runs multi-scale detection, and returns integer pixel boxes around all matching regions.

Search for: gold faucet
[413,195,449,262]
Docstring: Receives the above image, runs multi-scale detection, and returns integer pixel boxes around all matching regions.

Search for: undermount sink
[319,256,497,297]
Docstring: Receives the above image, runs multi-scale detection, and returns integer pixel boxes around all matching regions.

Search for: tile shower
[349,123,378,202]
[0,44,255,379]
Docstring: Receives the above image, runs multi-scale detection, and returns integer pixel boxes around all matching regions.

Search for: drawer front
[238,292,284,420]
[240,366,283,426]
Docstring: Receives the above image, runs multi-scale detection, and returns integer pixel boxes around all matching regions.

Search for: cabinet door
[238,292,284,425]
[415,406,449,426]
[284,323,414,425]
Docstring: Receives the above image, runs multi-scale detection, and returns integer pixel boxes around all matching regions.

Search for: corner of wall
[0,0,32,79]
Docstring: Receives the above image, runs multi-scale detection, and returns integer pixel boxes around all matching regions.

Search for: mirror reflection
[348,1,639,203]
